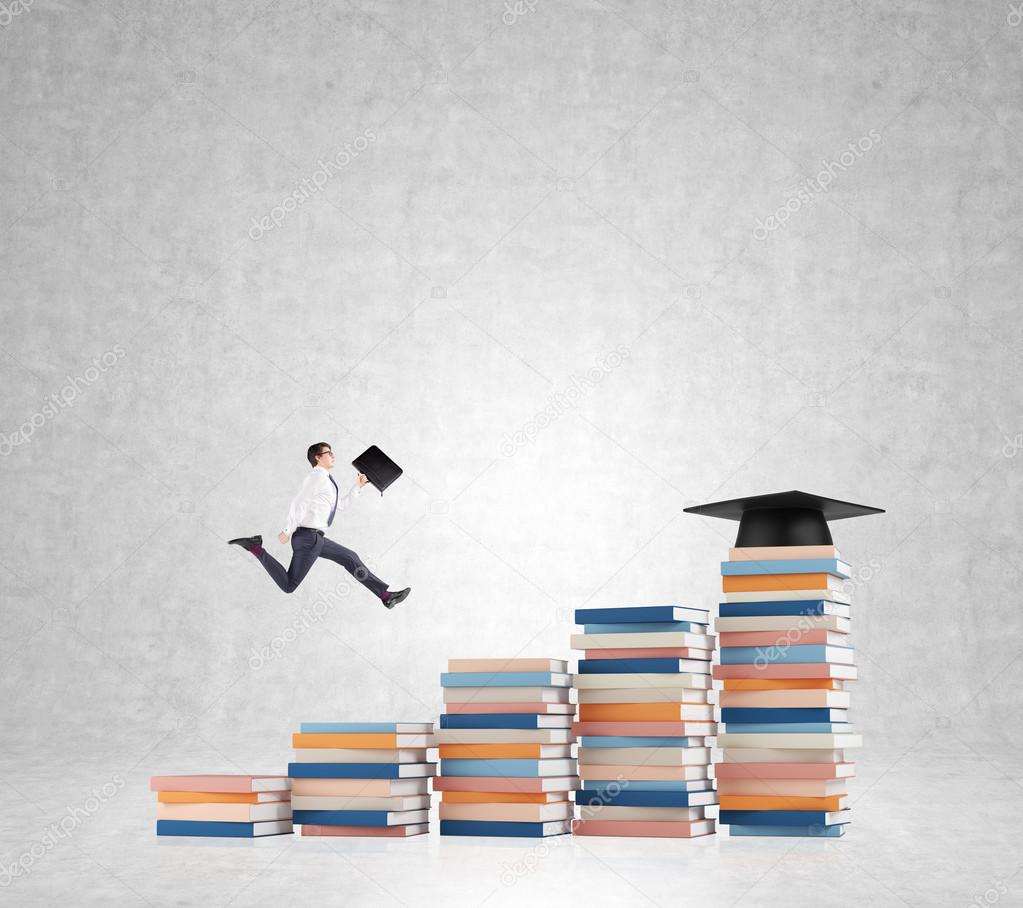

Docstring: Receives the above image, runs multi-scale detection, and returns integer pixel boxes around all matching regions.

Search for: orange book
[719,795,846,811]
[438,743,566,759]
[441,791,558,804]
[722,573,834,592]
[157,791,288,804]
[722,679,843,691]
[578,703,707,722]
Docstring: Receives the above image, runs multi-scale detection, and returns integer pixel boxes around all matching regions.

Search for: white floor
[1,743,1019,908]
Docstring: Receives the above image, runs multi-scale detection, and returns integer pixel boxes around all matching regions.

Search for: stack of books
[570,607,718,838]
[151,775,292,837]
[287,722,436,838]
[715,545,860,837]
[435,659,578,837]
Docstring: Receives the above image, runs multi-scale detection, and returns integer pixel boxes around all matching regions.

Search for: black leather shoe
[228,534,262,552]
[383,587,411,609]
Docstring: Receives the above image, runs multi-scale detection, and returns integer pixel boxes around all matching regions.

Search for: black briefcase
[352,445,403,494]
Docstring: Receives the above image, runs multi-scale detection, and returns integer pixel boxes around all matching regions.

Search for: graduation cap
[683,490,884,547]
[352,445,403,495]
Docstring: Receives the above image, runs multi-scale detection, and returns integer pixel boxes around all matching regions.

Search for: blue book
[728,824,845,838]
[583,621,707,634]
[720,558,850,578]
[580,736,705,747]
[287,763,434,779]
[577,658,708,674]
[575,606,709,624]
[440,671,569,688]
[439,714,564,730]
[292,809,424,826]
[720,810,850,827]
[574,790,717,808]
[721,708,847,724]
[582,779,712,792]
[723,722,851,734]
[719,601,844,618]
[720,645,853,665]
[440,819,569,838]
[155,820,291,837]
[298,722,431,733]
[439,759,571,777]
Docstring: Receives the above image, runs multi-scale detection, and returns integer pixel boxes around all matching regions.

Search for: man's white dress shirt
[283,466,360,536]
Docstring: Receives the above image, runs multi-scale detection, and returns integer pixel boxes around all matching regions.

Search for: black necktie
[327,474,339,527]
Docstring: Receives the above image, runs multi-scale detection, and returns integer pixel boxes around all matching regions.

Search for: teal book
[440,672,570,687]
[720,558,850,578]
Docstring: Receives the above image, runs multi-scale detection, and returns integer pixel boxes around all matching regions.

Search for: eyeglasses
[317,450,334,458]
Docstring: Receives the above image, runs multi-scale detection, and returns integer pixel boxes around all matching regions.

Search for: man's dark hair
[307,442,331,467]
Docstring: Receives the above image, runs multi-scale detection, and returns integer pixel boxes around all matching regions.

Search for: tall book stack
[287,722,436,838]
[435,659,578,838]
[570,606,718,838]
[714,546,860,837]
[151,775,292,837]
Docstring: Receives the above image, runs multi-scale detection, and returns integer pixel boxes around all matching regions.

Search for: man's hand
[356,472,369,488]
[278,531,289,545]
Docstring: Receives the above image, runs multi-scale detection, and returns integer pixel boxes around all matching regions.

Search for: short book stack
[151,775,292,837]
[570,606,718,838]
[715,545,860,837]
[435,658,578,838]
[288,722,436,838]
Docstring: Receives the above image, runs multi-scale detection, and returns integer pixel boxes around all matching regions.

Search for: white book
[725,589,851,604]
[579,765,710,781]
[578,747,710,766]
[580,805,707,822]
[577,688,712,705]
[250,821,293,836]
[571,632,715,650]
[433,729,574,745]
[291,795,431,811]
[573,673,711,690]
[715,615,850,634]
[719,748,848,763]
[443,687,571,703]
[292,749,430,763]
[717,733,861,749]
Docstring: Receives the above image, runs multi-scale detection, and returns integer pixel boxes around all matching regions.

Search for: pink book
[302,824,428,837]
[714,762,855,780]
[447,658,567,673]
[718,690,850,708]
[149,775,290,793]
[433,776,579,793]
[583,647,712,660]
[290,779,429,797]
[574,819,715,838]
[719,630,845,647]
[713,664,857,680]
[573,721,714,737]
[578,765,709,781]
[445,702,575,715]
[439,801,573,822]
[156,802,292,822]
[729,545,840,561]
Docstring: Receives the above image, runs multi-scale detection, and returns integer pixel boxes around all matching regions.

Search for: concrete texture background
[1,1,1021,905]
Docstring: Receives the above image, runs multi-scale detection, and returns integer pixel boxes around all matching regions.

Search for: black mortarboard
[683,490,884,547]
[352,445,403,495]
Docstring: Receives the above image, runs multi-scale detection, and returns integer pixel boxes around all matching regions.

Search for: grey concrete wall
[1,0,1021,780]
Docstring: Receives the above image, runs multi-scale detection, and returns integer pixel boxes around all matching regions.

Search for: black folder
[352,445,403,494]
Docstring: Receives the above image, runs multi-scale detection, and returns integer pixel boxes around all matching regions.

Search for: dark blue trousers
[256,527,388,599]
